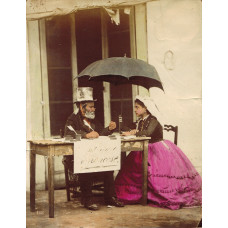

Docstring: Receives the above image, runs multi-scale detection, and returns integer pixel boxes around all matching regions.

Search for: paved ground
[26,190,202,228]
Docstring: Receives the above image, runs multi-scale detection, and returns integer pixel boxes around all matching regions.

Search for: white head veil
[135,95,165,126]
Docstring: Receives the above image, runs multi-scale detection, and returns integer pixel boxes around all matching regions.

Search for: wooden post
[129,6,138,121]
[135,4,149,96]
[129,6,136,59]
[39,19,51,139]
[27,20,45,139]
[48,146,55,218]
[30,144,36,212]
[70,14,78,106]
[101,9,109,60]
[101,9,111,127]
[142,140,149,205]
[135,4,148,62]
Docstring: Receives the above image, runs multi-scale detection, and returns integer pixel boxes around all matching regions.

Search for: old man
[64,87,124,211]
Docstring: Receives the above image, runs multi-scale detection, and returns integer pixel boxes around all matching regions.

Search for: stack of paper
[121,135,137,140]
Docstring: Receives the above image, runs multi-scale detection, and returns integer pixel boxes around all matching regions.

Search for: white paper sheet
[121,135,137,140]
[73,136,121,173]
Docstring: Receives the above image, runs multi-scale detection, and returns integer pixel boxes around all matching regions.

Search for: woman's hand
[121,131,131,136]
[130,129,138,135]
[121,129,138,136]
[129,129,138,135]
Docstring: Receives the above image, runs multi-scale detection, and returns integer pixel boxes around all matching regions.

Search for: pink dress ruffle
[115,140,202,210]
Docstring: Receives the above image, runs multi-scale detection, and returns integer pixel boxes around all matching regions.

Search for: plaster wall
[147,0,202,174]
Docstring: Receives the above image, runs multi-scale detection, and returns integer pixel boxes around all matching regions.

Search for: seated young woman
[115,95,202,210]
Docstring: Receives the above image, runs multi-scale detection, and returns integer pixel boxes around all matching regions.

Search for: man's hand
[86,131,99,139]
[108,121,116,131]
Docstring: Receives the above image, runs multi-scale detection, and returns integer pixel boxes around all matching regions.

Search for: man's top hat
[74,87,97,103]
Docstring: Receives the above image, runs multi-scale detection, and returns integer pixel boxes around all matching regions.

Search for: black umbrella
[76,57,163,90]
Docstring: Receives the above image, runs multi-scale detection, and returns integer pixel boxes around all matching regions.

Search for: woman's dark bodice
[136,115,163,143]
[122,114,163,143]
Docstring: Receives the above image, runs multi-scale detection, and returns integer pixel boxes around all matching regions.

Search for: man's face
[85,102,95,113]
[83,102,96,119]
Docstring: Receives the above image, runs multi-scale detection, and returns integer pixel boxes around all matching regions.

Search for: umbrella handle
[119,115,123,133]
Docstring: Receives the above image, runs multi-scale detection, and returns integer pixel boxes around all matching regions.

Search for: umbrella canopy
[76,57,163,90]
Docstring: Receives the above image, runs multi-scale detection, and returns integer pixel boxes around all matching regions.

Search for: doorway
[46,8,134,135]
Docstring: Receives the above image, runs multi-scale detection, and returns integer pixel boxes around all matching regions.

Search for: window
[75,9,104,127]
[46,16,73,136]
[107,9,133,128]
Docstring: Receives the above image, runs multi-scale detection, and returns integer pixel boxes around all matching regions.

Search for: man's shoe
[82,197,99,211]
[85,202,99,211]
[105,197,124,207]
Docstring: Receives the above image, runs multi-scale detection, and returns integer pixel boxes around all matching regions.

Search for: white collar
[136,115,149,131]
[140,114,149,121]
[83,119,94,131]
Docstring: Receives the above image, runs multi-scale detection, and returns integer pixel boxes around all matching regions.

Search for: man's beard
[84,111,95,119]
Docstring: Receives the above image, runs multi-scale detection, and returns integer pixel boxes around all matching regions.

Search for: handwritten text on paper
[74,136,121,173]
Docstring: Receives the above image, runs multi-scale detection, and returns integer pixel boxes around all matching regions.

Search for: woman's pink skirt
[115,140,202,210]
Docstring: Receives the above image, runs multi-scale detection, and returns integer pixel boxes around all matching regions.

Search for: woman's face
[134,102,147,118]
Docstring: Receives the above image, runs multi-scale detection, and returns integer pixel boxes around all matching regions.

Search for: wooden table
[29,137,150,218]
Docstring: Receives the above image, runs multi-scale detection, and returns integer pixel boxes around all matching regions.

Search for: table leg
[142,140,149,205]
[64,162,71,202]
[48,153,55,218]
[30,146,36,212]
[121,152,127,168]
